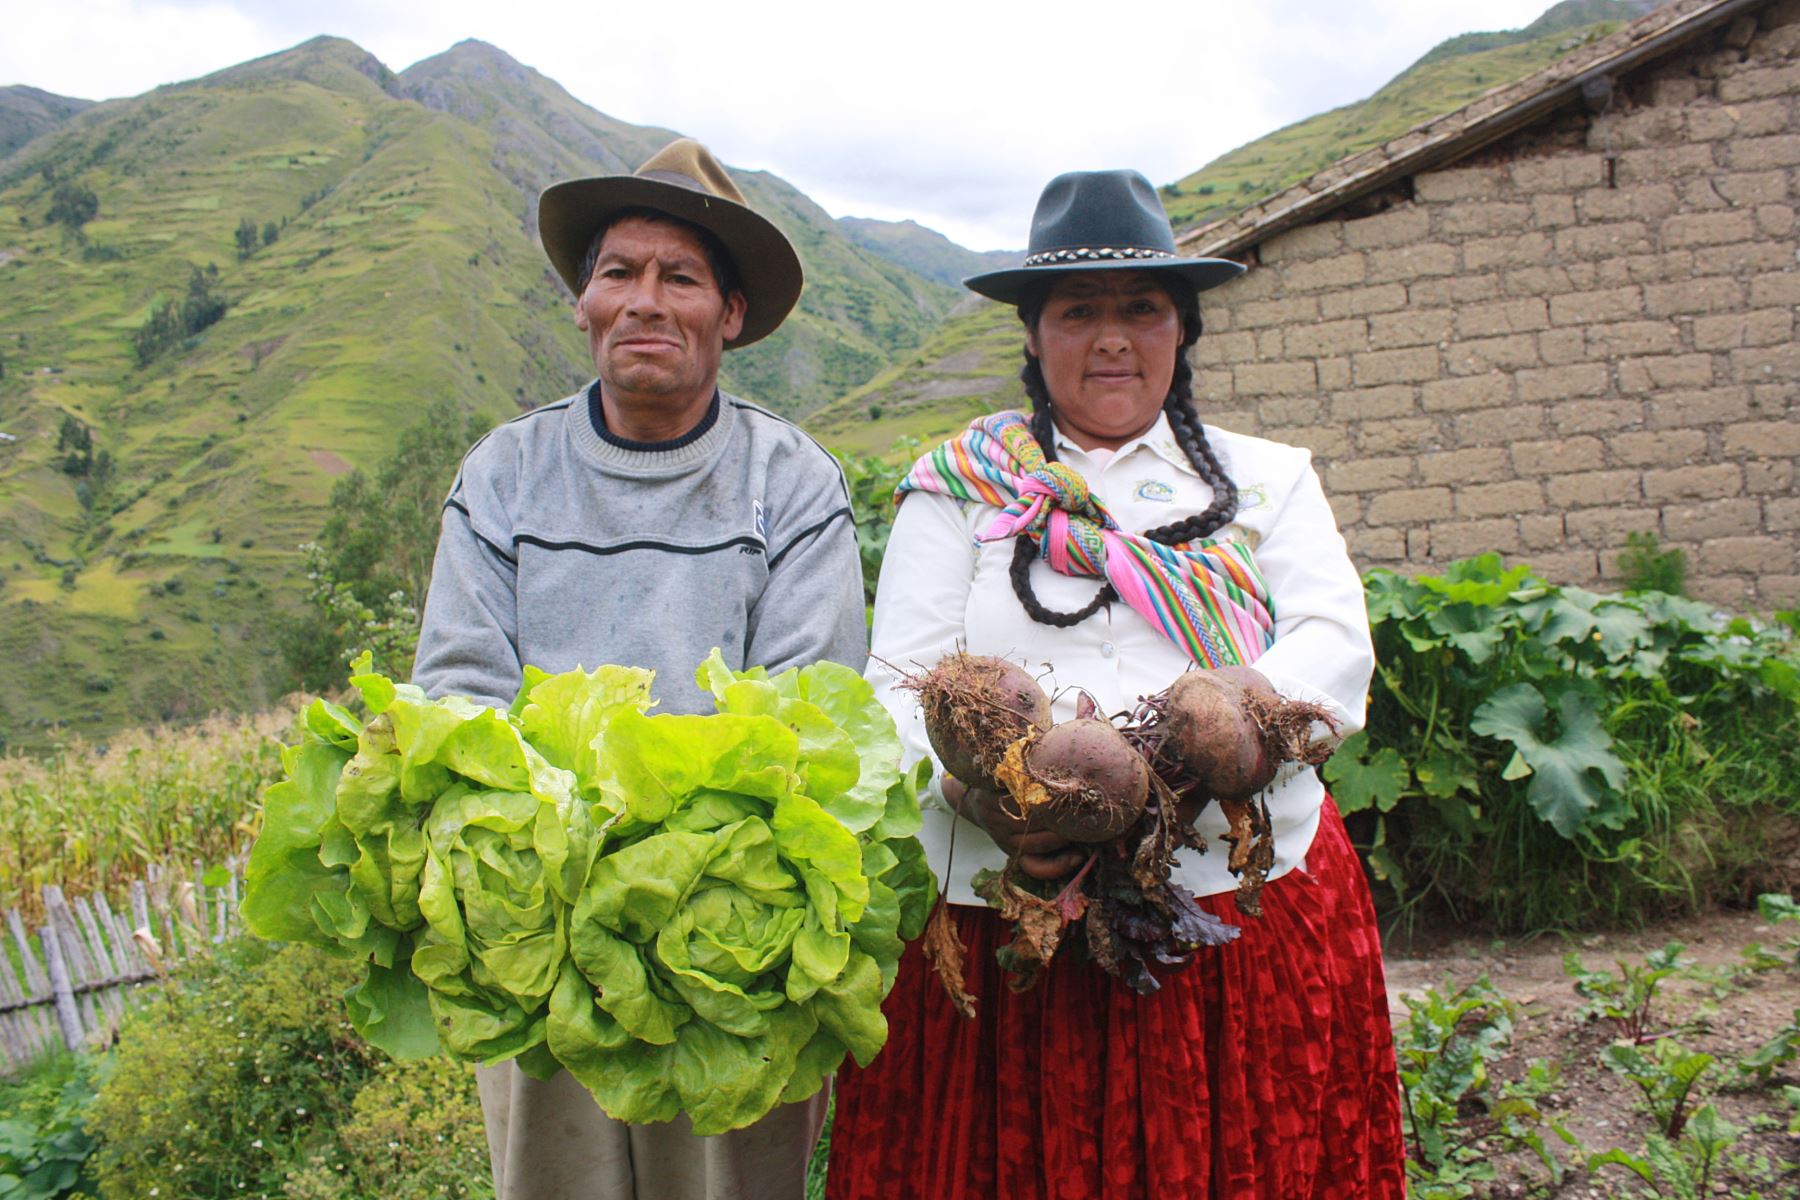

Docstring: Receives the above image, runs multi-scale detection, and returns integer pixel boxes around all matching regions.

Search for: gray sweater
[412,383,867,715]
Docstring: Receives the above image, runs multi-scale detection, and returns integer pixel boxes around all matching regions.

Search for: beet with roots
[1016,718,1150,843]
[914,653,1052,792]
[1160,668,1278,801]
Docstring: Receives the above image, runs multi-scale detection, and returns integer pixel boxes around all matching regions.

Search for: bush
[1326,554,1800,931]
[282,1058,492,1200]
[86,940,373,1199]
[84,940,496,1200]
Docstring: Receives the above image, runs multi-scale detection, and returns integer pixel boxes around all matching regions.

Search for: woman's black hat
[964,169,1245,304]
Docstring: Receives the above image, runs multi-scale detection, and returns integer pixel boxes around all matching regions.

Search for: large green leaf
[1322,729,1409,814]
[1470,684,1624,837]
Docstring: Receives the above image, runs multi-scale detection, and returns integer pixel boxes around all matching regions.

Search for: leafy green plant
[241,650,933,1135]
[1589,1103,1740,1199]
[1740,893,1800,971]
[1616,531,1688,597]
[1325,554,1800,931]
[0,1053,99,1200]
[280,1057,493,1200]
[834,440,914,608]
[1564,941,1691,1043]
[86,939,376,1200]
[1603,1036,1717,1140]
[1395,975,1576,1196]
[1734,1009,1800,1086]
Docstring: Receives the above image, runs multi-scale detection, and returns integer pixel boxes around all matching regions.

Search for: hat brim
[539,176,803,349]
[962,256,1246,305]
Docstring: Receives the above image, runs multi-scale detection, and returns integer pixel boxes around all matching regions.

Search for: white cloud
[3,0,1569,248]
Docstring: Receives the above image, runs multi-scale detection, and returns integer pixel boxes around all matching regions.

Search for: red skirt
[826,799,1406,1200]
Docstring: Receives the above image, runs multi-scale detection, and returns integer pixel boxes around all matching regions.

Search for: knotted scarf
[896,411,1276,667]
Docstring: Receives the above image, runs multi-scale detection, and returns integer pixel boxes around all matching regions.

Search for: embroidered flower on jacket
[1134,479,1175,503]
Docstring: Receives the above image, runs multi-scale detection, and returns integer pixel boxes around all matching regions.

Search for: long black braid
[1007,276,1241,627]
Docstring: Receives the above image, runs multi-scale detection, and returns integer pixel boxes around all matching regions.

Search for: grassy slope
[806,12,1626,460]
[0,86,94,159]
[0,37,960,750]
[1159,21,1625,229]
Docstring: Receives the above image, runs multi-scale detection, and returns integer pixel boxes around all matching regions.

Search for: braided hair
[1007,275,1240,627]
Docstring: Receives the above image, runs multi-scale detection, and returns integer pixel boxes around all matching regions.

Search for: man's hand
[941,775,1087,881]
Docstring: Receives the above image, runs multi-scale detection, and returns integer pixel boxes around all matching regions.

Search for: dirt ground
[1381,906,1800,1196]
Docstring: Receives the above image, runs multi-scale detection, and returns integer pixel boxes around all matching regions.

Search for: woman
[829,169,1406,1199]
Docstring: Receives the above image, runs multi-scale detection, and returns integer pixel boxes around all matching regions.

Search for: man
[413,138,866,1199]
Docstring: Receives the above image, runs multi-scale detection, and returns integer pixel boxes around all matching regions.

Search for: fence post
[39,921,84,1052]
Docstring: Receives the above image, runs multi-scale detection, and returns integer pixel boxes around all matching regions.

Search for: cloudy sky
[5,0,1559,248]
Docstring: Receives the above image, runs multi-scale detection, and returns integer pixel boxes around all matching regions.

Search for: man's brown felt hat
[538,139,803,349]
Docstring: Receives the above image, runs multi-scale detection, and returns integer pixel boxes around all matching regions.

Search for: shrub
[281,1058,493,1200]
[1326,554,1800,931]
[87,940,373,1199]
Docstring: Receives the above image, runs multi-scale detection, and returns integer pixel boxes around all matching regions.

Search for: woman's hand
[941,775,1088,881]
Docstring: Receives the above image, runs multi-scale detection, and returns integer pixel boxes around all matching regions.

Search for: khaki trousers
[477,1061,829,1200]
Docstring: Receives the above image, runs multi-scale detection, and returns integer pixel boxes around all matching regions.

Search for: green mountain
[0,36,953,750]
[0,86,94,159]
[1159,1,1648,230]
[1410,0,1659,69]
[816,2,1646,461]
[837,217,1021,289]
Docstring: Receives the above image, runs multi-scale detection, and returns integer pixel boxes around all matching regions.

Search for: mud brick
[1420,373,1512,412]
[1663,499,1765,541]
[1369,309,1455,348]
[1510,437,1605,475]
[1517,363,1610,402]
[1418,446,1511,486]
[1261,223,1343,262]
[1358,417,1442,454]
[1457,298,1550,338]
[1284,319,1369,358]
[1456,480,1545,518]
[1617,354,1716,393]
[1365,243,1459,284]
[1234,361,1318,397]
[1613,430,1708,467]
[1547,470,1643,508]
[1646,387,1750,429]
[1319,284,1409,319]
[1330,385,1416,422]
[1327,456,1415,493]
[1554,399,1645,435]
[1549,286,1642,325]
[1725,419,1800,456]
[1431,518,1522,557]
[1366,487,1453,525]
[1642,463,1745,501]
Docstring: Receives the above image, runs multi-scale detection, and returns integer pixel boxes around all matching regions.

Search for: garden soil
[1382,906,1800,1196]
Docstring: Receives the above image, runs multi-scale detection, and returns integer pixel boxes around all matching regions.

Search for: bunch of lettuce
[242,650,934,1134]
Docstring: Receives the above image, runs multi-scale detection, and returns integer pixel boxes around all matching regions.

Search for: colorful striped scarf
[896,411,1275,668]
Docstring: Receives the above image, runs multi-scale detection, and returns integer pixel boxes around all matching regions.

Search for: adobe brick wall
[1193,1,1800,609]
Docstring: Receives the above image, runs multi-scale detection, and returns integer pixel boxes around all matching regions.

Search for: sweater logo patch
[752,499,767,544]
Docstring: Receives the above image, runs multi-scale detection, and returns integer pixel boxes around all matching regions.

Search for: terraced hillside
[0,37,952,749]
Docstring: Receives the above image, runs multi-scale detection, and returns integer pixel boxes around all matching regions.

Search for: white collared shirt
[866,412,1375,905]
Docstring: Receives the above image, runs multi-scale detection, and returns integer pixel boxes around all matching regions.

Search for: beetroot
[1014,718,1149,843]
[1161,668,1278,801]
[912,653,1052,792]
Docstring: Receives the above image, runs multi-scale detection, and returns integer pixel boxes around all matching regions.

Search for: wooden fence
[0,862,242,1074]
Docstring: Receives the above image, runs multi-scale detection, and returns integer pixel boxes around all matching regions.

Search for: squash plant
[1326,554,1800,930]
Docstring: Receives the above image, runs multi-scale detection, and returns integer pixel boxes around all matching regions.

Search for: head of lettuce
[243,649,934,1134]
